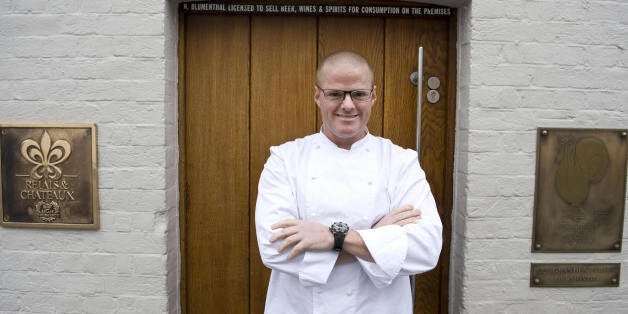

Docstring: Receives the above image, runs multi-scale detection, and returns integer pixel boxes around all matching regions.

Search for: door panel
[383,17,451,313]
[183,15,250,313]
[249,16,319,314]
[182,11,455,314]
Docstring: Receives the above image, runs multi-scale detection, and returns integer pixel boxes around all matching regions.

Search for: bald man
[255,51,442,313]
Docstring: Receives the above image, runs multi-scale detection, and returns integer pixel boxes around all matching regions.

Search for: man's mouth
[335,113,359,118]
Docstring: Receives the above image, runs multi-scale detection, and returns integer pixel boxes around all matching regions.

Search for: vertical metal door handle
[416,46,423,156]
[411,46,424,308]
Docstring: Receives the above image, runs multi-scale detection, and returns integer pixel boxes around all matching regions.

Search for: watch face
[331,222,349,234]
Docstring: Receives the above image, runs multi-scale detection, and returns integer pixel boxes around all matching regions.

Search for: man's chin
[334,129,365,141]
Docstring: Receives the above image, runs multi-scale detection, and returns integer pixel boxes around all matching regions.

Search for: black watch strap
[330,222,349,251]
[333,232,346,251]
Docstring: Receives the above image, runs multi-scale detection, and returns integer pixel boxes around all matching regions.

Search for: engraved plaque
[530,263,620,287]
[532,128,627,252]
[0,124,99,229]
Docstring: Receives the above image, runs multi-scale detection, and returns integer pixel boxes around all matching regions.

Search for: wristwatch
[329,222,350,251]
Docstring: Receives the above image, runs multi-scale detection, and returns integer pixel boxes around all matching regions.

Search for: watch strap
[330,222,349,251]
[333,232,346,251]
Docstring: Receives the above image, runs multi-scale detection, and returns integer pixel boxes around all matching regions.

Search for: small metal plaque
[532,128,627,252]
[530,263,620,287]
[1,124,99,229]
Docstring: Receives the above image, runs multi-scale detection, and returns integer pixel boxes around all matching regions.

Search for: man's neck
[321,128,367,150]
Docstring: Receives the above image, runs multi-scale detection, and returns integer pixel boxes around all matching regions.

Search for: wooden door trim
[177,8,188,314]
[440,14,457,312]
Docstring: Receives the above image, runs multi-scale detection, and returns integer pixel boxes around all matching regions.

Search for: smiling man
[314,51,375,149]
[255,51,443,314]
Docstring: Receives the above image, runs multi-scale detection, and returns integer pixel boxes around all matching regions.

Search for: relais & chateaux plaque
[0,124,99,229]
[532,128,627,252]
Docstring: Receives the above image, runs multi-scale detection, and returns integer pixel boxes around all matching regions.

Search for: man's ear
[371,85,377,103]
[314,85,322,107]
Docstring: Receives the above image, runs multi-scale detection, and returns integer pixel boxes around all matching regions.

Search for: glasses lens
[351,90,371,102]
[325,90,345,101]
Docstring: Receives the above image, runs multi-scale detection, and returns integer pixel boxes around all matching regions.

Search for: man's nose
[340,93,356,109]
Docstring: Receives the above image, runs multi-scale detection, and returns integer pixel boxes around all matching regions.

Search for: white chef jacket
[255,131,442,314]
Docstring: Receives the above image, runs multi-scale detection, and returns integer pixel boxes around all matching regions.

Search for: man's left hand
[270,219,334,260]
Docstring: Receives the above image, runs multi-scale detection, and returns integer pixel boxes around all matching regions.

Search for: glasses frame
[316,85,374,103]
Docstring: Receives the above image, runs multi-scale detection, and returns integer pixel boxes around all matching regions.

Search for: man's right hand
[373,205,422,228]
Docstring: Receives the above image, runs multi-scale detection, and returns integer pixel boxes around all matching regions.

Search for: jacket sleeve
[355,150,443,288]
[255,146,338,287]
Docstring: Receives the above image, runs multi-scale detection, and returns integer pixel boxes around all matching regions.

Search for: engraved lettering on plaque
[1,124,98,229]
[530,263,620,287]
[20,130,73,222]
[532,128,627,252]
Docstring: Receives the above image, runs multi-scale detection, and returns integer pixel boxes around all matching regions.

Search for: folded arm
[354,153,443,288]
[255,147,338,286]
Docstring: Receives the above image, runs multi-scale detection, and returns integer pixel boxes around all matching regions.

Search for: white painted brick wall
[452,0,628,313]
[0,0,178,313]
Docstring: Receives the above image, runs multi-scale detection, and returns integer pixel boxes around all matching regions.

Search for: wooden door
[180,7,455,314]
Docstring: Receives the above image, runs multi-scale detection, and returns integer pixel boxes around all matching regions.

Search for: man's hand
[373,205,421,228]
[269,205,421,261]
[270,219,334,260]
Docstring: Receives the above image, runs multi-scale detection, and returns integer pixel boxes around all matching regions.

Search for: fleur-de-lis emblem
[20,130,71,180]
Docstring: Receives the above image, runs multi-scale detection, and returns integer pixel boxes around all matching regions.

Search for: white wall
[0,0,179,312]
[451,0,627,312]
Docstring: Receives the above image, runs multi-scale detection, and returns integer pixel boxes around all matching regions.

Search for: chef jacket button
[367,181,373,186]
[346,290,353,296]
[366,148,370,152]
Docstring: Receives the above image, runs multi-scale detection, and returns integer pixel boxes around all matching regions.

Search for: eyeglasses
[316,85,373,103]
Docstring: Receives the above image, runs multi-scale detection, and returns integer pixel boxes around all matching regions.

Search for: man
[255,50,442,313]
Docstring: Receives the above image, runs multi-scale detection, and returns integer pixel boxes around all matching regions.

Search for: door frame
[177,2,457,313]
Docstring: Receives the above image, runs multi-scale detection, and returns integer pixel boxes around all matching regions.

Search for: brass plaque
[530,263,620,287]
[0,124,99,229]
[532,128,627,252]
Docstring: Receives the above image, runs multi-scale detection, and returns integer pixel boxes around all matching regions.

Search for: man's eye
[352,91,369,98]
[327,91,344,98]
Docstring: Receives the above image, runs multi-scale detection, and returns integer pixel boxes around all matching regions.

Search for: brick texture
[451,0,628,313]
[0,0,177,313]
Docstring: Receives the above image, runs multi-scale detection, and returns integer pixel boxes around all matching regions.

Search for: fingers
[395,209,421,225]
[402,209,421,220]
[269,219,300,243]
[389,204,414,214]
[271,230,304,260]
[269,220,332,259]
[393,205,421,218]
[269,225,298,243]
[275,233,308,260]
[383,206,422,227]
[276,233,301,253]
[271,219,299,230]
[396,216,420,226]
